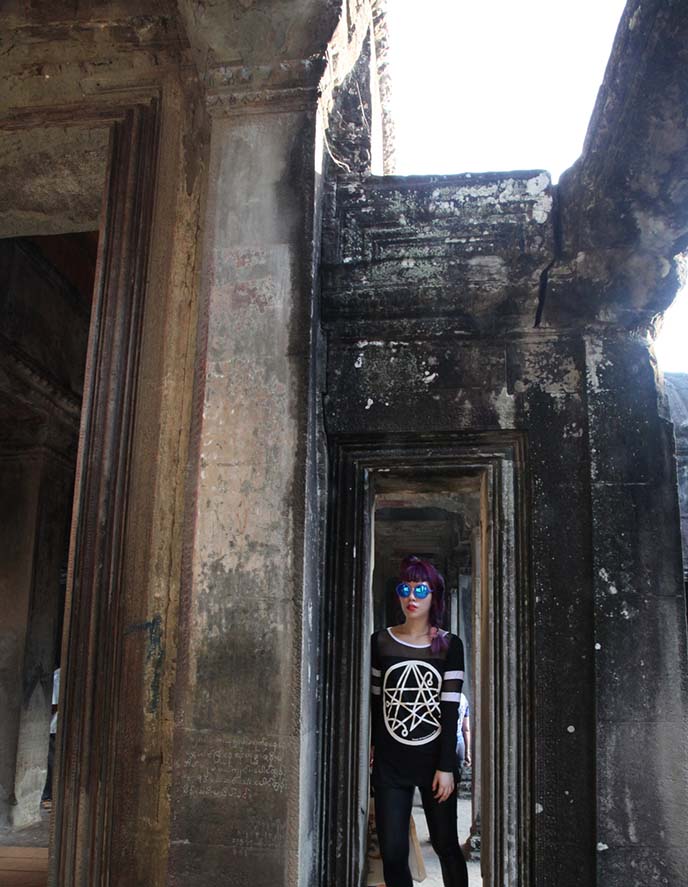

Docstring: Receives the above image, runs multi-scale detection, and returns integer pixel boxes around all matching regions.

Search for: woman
[370,555,469,887]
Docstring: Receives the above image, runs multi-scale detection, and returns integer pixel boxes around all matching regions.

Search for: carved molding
[1,18,189,116]
[0,92,160,131]
[202,0,372,119]
[0,341,82,424]
[208,56,325,93]
[3,17,187,53]
[205,56,326,116]
[207,85,320,115]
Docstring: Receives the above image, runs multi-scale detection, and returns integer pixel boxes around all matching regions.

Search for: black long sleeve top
[370,627,464,787]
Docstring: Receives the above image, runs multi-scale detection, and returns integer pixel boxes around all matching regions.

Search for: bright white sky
[386,0,688,372]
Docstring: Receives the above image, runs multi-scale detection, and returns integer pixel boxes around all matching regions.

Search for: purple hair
[399,555,449,654]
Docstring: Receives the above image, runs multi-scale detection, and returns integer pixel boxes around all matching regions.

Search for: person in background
[455,693,471,776]
[41,666,60,811]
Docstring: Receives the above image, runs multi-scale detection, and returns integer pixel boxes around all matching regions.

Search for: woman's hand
[432,770,454,803]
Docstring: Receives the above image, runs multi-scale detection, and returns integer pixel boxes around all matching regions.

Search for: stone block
[591,482,683,599]
[597,719,688,854]
[322,171,554,329]
[594,594,688,724]
[324,339,509,434]
[507,338,588,482]
[585,337,673,486]
[189,567,294,734]
[0,128,108,237]
[168,840,285,887]
[587,395,669,485]
[173,731,288,838]
[595,845,686,887]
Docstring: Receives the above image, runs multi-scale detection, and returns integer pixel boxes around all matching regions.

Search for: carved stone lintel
[2,17,186,54]
[208,56,326,93]
[0,92,158,132]
[207,85,320,116]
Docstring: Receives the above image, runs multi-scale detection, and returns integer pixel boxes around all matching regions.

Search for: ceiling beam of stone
[176,0,343,69]
[552,0,688,329]
[179,0,376,136]
[322,170,555,335]
[176,0,372,101]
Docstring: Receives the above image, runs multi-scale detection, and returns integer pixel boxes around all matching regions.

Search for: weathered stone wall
[322,170,554,331]
[320,5,688,877]
[321,167,688,885]
[585,339,686,884]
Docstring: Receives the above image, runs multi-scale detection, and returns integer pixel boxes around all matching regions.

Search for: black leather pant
[374,780,468,887]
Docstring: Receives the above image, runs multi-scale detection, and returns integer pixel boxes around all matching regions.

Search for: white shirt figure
[456,692,471,769]
[49,667,60,735]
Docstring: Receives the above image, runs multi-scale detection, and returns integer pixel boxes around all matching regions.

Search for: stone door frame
[320,433,533,887]
[1,96,161,885]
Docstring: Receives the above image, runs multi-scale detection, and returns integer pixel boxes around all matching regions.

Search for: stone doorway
[0,101,161,886]
[321,435,532,887]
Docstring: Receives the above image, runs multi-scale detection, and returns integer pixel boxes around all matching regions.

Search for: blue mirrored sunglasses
[396,582,432,600]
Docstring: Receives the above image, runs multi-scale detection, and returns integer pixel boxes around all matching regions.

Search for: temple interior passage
[0,234,96,883]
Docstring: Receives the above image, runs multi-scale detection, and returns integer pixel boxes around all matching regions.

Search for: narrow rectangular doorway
[320,435,533,887]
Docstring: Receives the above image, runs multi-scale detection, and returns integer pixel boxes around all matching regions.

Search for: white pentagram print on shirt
[383,660,442,746]
[370,629,465,780]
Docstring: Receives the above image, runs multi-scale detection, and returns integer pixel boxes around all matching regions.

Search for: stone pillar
[169,91,322,885]
[585,334,688,884]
